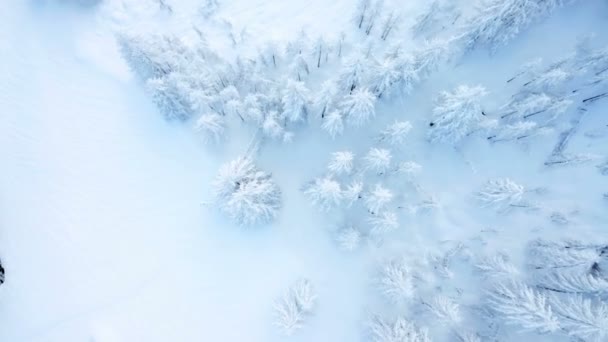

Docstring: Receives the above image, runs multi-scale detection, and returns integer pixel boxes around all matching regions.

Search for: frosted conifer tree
[146,75,194,121]
[365,184,393,213]
[425,295,462,326]
[355,0,372,29]
[336,226,362,251]
[551,295,608,341]
[343,180,364,207]
[463,0,571,52]
[282,80,309,123]
[475,178,528,212]
[312,37,326,68]
[304,177,343,211]
[475,254,520,279]
[378,258,414,303]
[368,315,430,342]
[212,157,281,226]
[194,113,225,143]
[364,148,391,174]
[118,34,189,80]
[262,111,286,140]
[378,121,412,145]
[274,279,317,335]
[322,111,345,138]
[328,151,355,175]
[428,85,488,145]
[368,211,398,235]
[338,56,367,92]
[314,80,338,118]
[487,280,560,334]
[341,88,377,127]
[412,0,460,39]
[501,92,572,122]
[369,58,402,97]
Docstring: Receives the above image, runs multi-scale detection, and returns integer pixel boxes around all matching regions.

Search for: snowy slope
[1,0,608,342]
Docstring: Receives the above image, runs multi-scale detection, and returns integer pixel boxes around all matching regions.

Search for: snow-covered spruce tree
[312,37,326,68]
[321,110,345,138]
[369,57,402,98]
[336,226,362,252]
[550,294,608,341]
[0,257,4,285]
[527,239,608,294]
[413,38,458,80]
[428,85,489,145]
[304,177,343,212]
[424,294,462,326]
[378,258,415,303]
[368,211,398,235]
[274,278,317,336]
[314,80,338,119]
[364,148,392,174]
[338,56,367,93]
[500,92,572,123]
[487,280,560,334]
[462,0,573,52]
[282,80,309,123]
[194,113,225,143]
[368,314,430,342]
[118,34,189,81]
[365,184,393,214]
[146,74,196,121]
[380,10,401,41]
[475,178,529,212]
[354,0,372,30]
[475,254,520,279]
[341,88,377,127]
[377,120,412,146]
[412,0,461,39]
[487,121,551,143]
[212,157,281,226]
[343,180,364,207]
[289,54,310,81]
[363,0,384,35]
[327,151,355,175]
[262,111,287,140]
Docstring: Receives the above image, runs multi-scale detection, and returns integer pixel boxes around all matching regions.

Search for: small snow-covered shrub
[274,279,317,335]
[212,157,281,226]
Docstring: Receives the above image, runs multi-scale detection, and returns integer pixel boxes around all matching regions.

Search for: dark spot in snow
[429,122,435,127]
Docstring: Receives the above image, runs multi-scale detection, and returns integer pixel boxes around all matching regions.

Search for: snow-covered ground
[1,0,607,341]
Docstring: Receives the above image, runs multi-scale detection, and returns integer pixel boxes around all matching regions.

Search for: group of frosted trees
[477,240,608,341]
[115,0,608,340]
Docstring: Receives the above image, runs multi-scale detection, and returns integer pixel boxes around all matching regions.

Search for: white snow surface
[0,0,607,341]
